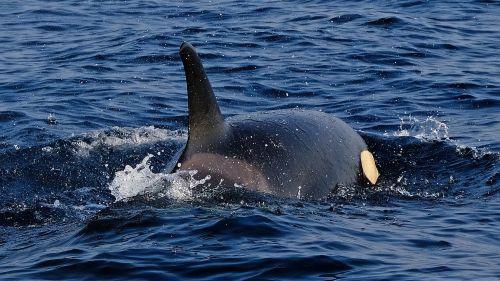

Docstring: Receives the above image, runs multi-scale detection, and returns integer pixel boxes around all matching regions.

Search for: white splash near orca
[174,42,379,200]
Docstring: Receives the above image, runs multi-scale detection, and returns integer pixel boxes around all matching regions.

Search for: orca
[174,42,379,199]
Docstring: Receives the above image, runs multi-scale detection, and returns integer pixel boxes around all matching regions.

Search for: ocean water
[1,0,499,280]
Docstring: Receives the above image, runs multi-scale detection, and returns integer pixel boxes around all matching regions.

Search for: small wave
[432,82,485,90]
[288,15,326,22]
[222,65,260,73]
[400,51,428,58]
[252,7,279,13]
[392,116,449,141]
[167,10,211,19]
[407,239,452,249]
[251,83,315,98]
[36,25,66,32]
[0,126,187,226]
[73,126,186,157]
[398,1,428,8]
[138,34,170,43]
[454,144,498,162]
[45,113,57,125]
[348,53,415,66]
[469,98,499,109]
[79,209,163,235]
[198,53,225,60]
[255,33,294,43]
[193,215,286,237]
[364,129,498,201]
[372,69,404,79]
[93,54,111,61]
[441,43,459,50]
[250,255,352,278]
[108,154,210,202]
[82,65,114,72]
[456,94,475,100]
[226,42,261,48]
[129,54,177,64]
[329,14,362,24]
[414,42,460,50]
[0,187,109,227]
[0,111,26,122]
[181,27,207,34]
[30,8,81,17]
[22,40,48,47]
[365,16,405,27]
[391,115,498,159]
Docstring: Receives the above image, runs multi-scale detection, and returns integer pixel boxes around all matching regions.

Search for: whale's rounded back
[176,42,376,199]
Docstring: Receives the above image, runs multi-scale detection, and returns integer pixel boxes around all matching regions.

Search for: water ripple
[0,0,499,279]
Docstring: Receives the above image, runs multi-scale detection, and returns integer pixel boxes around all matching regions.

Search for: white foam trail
[108,154,163,201]
[393,116,449,141]
[392,115,497,159]
[108,154,210,202]
[73,126,186,156]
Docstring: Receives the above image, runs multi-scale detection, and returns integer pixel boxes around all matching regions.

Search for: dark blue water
[1,1,499,280]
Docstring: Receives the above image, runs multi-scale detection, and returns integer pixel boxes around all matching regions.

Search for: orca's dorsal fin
[179,42,224,144]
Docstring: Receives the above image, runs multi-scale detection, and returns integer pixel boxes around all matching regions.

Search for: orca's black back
[210,109,367,199]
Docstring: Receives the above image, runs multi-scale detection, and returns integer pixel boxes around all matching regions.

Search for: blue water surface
[1,1,499,280]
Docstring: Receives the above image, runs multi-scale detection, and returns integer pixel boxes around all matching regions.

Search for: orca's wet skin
[176,42,377,199]
[0,1,499,280]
